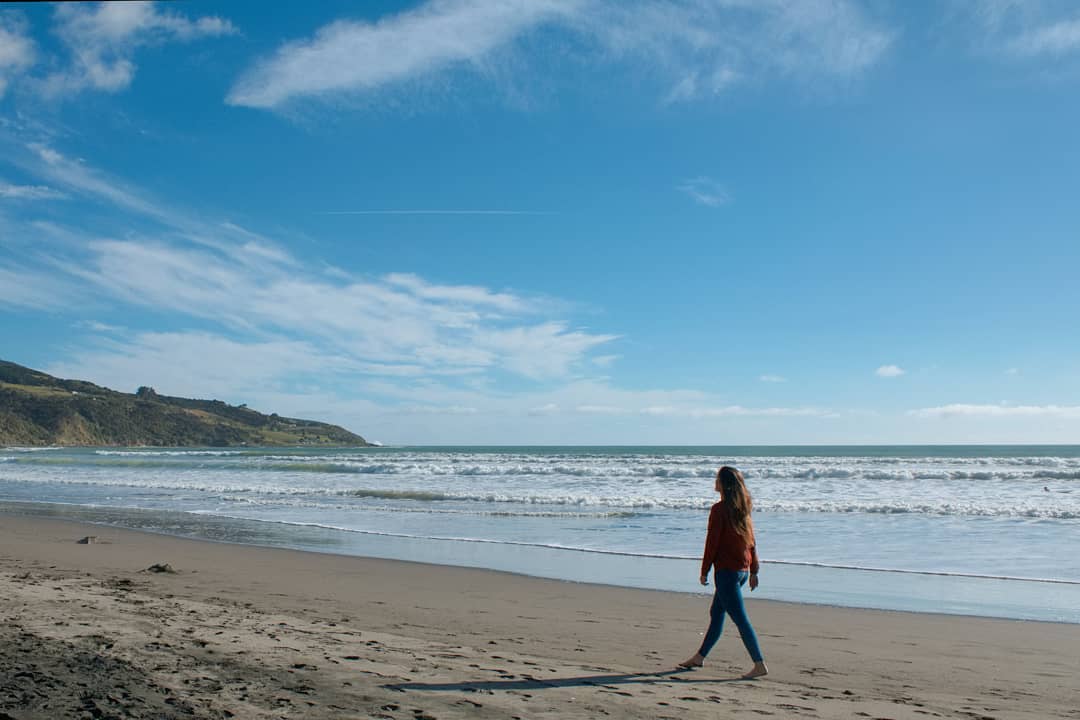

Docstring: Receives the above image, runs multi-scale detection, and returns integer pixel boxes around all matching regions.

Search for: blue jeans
[698,570,764,662]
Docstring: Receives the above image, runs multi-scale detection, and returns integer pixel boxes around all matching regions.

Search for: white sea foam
[2,446,63,452]
[165,512,1080,586]
[3,470,1076,518]
[94,449,249,457]
[2,446,1077,587]
[15,452,1080,487]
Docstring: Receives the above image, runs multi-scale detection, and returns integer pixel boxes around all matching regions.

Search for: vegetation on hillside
[0,360,369,447]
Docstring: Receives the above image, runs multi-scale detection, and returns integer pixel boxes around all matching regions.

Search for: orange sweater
[700,500,760,577]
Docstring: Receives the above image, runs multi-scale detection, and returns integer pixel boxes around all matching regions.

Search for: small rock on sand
[144,563,177,574]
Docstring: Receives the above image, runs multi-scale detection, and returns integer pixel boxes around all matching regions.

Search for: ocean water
[2,445,1078,623]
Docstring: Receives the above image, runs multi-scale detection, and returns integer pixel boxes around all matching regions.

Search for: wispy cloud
[759,374,787,383]
[585,0,892,96]
[78,320,124,333]
[640,405,829,418]
[663,67,740,104]
[0,181,66,200]
[348,377,836,421]
[5,137,617,385]
[393,404,479,415]
[955,1,1080,59]
[909,403,1080,419]
[54,239,614,380]
[45,332,359,401]
[477,322,619,379]
[576,404,631,414]
[0,15,35,98]
[228,0,580,108]
[24,142,178,223]
[228,0,894,110]
[42,2,236,98]
[875,364,905,377]
[0,265,78,310]
[1010,16,1080,55]
[678,176,730,207]
[384,272,528,314]
[38,318,848,440]
[13,142,296,270]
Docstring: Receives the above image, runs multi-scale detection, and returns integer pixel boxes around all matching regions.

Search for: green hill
[0,360,370,447]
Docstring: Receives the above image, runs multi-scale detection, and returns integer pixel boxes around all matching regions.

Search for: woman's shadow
[384,667,752,693]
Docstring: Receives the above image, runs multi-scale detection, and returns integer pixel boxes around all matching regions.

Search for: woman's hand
[699,574,709,586]
[749,573,759,591]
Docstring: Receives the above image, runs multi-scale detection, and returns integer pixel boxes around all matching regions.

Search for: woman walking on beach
[679,465,768,678]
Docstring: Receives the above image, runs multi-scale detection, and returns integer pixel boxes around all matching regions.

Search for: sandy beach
[1,516,1077,720]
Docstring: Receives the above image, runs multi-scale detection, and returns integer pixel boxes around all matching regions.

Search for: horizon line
[368,442,1080,448]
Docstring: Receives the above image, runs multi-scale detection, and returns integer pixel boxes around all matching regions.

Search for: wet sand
[1,515,1077,719]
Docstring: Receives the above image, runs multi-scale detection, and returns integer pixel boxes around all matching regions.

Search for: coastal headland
[0,360,369,447]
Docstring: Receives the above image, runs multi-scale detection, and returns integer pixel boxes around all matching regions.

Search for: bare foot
[677,653,704,669]
[741,661,769,679]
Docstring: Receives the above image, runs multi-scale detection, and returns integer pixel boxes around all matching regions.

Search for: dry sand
[1,515,1077,720]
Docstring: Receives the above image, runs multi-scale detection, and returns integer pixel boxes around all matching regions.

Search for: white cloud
[36,322,852,443]
[650,405,829,418]
[45,332,355,401]
[228,0,893,109]
[79,320,124,333]
[25,143,176,223]
[909,404,1080,419]
[0,16,36,97]
[0,182,65,200]
[475,322,618,379]
[663,67,740,104]
[759,374,787,383]
[1006,367,1020,375]
[678,176,730,207]
[4,137,618,386]
[0,265,78,310]
[357,376,824,420]
[955,1,1080,59]
[394,404,479,415]
[228,0,581,108]
[875,364,905,377]
[14,231,610,383]
[5,132,899,443]
[43,1,236,97]
[585,0,892,91]
[1010,16,1080,55]
[385,272,527,313]
[576,404,631,414]
[587,403,828,418]
[16,144,294,268]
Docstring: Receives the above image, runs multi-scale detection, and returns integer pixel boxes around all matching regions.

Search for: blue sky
[1,0,1079,445]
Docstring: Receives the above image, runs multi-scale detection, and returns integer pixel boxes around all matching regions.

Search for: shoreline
[0,505,1056,619]
[4,499,1079,625]
[3,514,1079,719]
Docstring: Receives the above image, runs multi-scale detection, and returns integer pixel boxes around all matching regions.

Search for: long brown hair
[718,466,754,543]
